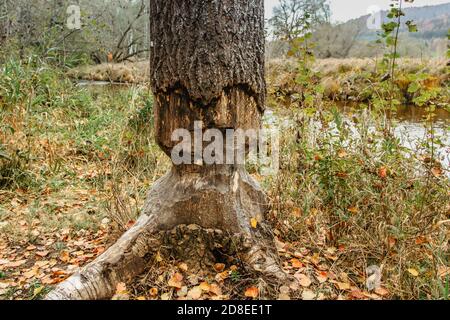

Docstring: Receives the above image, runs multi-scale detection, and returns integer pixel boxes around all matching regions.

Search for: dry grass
[67,61,150,84]
[0,57,168,299]
[266,58,449,105]
[263,102,450,300]
[313,58,449,76]
[68,59,449,108]
[68,58,449,87]
[266,58,448,77]
[1,56,449,300]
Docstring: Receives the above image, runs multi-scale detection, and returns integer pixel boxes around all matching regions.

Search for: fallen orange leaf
[415,236,428,245]
[295,273,312,287]
[244,286,259,298]
[336,281,351,290]
[210,283,222,296]
[214,263,226,272]
[116,282,127,295]
[125,220,136,230]
[431,167,443,178]
[36,251,49,257]
[347,207,359,214]
[178,262,188,272]
[378,166,387,179]
[375,287,389,297]
[187,286,203,300]
[199,282,210,292]
[250,218,258,229]
[6,260,27,268]
[350,289,365,299]
[338,149,348,158]
[215,271,229,282]
[316,271,328,283]
[168,272,184,288]
[290,258,303,268]
[292,207,302,218]
[149,287,159,296]
[407,268,419,277]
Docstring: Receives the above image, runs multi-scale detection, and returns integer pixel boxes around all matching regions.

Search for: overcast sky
[265,0,450,22]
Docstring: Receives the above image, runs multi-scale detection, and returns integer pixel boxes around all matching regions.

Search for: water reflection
[77,81,449,176]
[336,103,449,126]
[264,104,449,177]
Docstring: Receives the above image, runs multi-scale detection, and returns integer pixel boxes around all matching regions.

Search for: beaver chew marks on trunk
[45,0,287,300]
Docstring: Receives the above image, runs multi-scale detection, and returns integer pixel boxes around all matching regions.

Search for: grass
[0,55,168,244]
[0,56,449,300]
[267,58,449,107]
[262,94,449,299]
[67,61,150,84]
[69,58,449,109]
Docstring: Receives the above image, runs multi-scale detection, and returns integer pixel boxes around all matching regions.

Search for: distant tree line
[1,0,447,65]
[267,0,449,60]
[0,0,150,66]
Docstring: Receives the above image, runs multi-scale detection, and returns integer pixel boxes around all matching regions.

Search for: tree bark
[46,0,286,300]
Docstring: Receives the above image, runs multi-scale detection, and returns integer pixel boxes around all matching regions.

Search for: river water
[78,81,449,176]
[264,104,449,177]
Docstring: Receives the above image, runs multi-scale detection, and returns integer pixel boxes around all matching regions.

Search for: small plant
[266,102,449,299]
[372,0,419,111]
[28,281,50,300]
[439,276,449,300]
[230,270,242,283]
[284,12,324,109]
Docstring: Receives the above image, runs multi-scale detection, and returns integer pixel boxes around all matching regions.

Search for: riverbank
[267,58,449,107]
[67,61,150,84]
[1,57,449,300]
[67,58,449,109]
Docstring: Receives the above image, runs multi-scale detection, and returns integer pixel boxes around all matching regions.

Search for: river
[78,81,449,177]
[264,104,449,177]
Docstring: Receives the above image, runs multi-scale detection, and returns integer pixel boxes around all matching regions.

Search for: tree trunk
[46,0,286,300]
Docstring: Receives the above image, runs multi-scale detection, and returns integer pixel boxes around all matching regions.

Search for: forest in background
[1,0,448,67]
[0,0,150,66]
[267,2,449,59]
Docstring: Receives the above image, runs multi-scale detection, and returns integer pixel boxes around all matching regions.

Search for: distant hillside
[349,2,450,40]
[266,3,450,59]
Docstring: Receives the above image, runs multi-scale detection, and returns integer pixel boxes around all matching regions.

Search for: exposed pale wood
[46,0,287,300]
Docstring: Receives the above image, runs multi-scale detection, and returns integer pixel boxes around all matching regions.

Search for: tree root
[46,166,287,300]
[45,213,157,300]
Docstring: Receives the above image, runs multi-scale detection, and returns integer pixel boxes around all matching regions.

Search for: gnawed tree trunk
[46,0,286,300]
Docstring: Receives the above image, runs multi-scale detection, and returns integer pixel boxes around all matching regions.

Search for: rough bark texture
[150,0,266,155]
[150,0,266,112]
[46,0,286,300]
[148,0,280,266]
